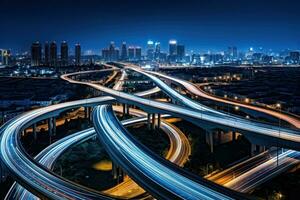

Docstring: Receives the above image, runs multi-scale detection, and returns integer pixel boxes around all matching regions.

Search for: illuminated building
[102,41,119,61]
[191,53,201,64]
[102,49,109,61]
[121,42,127,60]
[169,40,177,62]
[75,43,81,66]
[135,46,142,61]
[128,46,135,61]
[44,42,49,65]
[147,40,154,60]
[177,44,185,62]
[154,42,161,60]
[61,41,68,66]
[262,55,273,64]
[290,51,300,64]
[0,49,11,66]
[31,41,42,66]
[49,41,57,67]
[227,46,238,60]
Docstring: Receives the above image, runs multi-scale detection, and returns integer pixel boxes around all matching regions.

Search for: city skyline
[26,39,300,67]
[12,39,300,56]
[1,0,300,52]
[0,1,300,199]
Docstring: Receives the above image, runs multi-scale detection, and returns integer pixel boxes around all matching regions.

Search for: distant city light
[147,40,154,45]
[169,40,177,44]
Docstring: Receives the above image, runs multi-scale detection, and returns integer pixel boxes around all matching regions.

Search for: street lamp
[276,103,281,166]
[234,106,239,111]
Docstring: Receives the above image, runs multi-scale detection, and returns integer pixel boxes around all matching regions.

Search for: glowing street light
[245,98,250,103]
[234,106,239,111]
[276,103,281,166]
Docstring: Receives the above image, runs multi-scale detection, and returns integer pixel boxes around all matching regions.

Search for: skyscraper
[128,46,135,61]
[177,44,185,62]
[135,47,142,61]
[227,46,238,60]
[169,40,177,62]
[169,40,177,56]
[115,48,120,61]
[31,41,42,66]
[75,43,81,66]
[102,48,110,61]
[154,42,161,60]
[102,41,119,61]
[109,41,116,61]
[44,42,49,65]
[61,41,68,66]
[0,49,11,66]
[290,51,300,64]
[50,41,57,67]
[147,40,154,60]
[233,47,238,59]
[0,49,3,64]
[121,42,127,61]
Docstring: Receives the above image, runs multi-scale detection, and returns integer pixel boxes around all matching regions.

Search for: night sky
[1,0,300,53]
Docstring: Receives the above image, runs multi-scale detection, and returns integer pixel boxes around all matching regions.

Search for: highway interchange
[0,63,299,199]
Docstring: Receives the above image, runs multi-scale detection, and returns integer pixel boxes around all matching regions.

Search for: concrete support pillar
[232,131,236,141]
[126,105,129,115]
[112,162,124,183]
[89,107,92,119]
[217,131,222,145]
[48,118,53,144]
[206,131,214,153]
[251,144,257,156]
[118,166,124,183]
[88,107,91,119]
[157,113,161,129]
[151,113,156,131]
[251,144,266,156]
[171,98,175,104]
[112,163,118,179]
[52,117,56,136]
[258,145,266,153]
[122,104,126,116]
[84,107,88,119]
[147,113,151,130]
[48,118,53,136]
[33,123,37,141]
